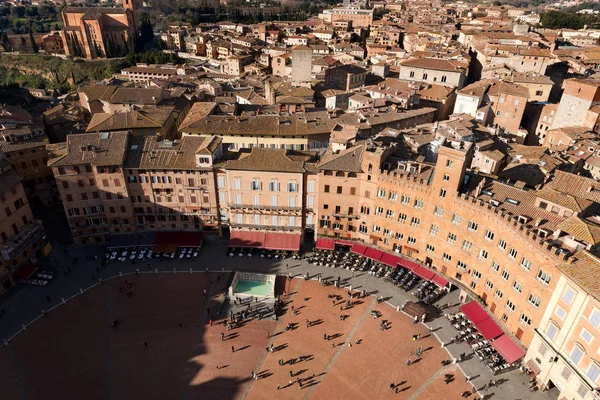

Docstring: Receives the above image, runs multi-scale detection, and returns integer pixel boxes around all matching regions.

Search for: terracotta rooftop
[125,135,220,170]
[318,145,365,173]
[558,250,600,301]
[556,216,600,245]
[223,148,306,173]
[86,106,174,132]
[400,57,468,72]
[47,131,129,167]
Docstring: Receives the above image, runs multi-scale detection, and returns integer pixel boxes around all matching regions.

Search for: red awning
[491,334,526,364]
[316,238,335,250]
[154,231,203,248]
[264,233,301,251]
[475,317,504,340]
[334,239,354,247]
[364,247,384,261]
[380,253,400,267]
[229,231,265,248]
[351,243,368,256]
[413,266,435,280]
[398,258,419,271]
[14,265,37,280]
[459,301,490,324]
[173,232,204,247]
[154,231,172,246]
[164,244,178,254]
[431,275,449,288]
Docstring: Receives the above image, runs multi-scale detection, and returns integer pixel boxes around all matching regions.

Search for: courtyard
[0,238,556,400]
[0,270,478,400]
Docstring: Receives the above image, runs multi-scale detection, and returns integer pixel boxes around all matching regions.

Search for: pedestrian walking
[267,331,270,338]
[277,385,280,390]
[221,332,225,341]
[407,358,411,366]
[390,382,395,390]
[209,319,213,327]
[231,346,235,353]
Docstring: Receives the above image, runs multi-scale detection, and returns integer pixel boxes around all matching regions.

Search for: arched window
[348,172,357,178]
[335,171,345,177]
[324,170,333,176]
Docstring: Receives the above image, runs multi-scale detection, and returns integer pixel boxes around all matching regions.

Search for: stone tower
[265,79,276,105]
[122,0,137,33]
[291,45,312,88]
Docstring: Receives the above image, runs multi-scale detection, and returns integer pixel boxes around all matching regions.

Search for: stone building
[47,131,223,244]
[60,0,137,59]
[551,78,600,132]
[216,148,317,250]
[399,58,469,89]
[0,161,48,294]
[291,45,313,88]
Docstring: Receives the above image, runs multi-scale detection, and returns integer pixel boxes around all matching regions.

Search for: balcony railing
[1,220,46,261]
[333,213,359,219]
[228,203,303,212]
[229,222,301,232]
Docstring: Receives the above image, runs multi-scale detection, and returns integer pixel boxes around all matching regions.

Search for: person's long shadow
[236,344,251,352]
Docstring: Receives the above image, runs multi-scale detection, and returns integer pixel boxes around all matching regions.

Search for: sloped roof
[558,250,600,301]
[537,187,592,213]
[223,148,306,173]
[400,57,468,72]
[548,170,600,204]
[125,135,219,169]
[318,145,364,173]
[86,106,174,132]
[47,131,128,167]
[557,216,600,245]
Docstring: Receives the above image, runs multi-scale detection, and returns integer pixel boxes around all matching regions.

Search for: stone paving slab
[244,279,372,400]
[414,364,475,400]
[111,274,211,400]
[0,241,556,400]
[7,285,109,400]
[0,347,21,400]
[186,315,277,400]
[311,303,447,400]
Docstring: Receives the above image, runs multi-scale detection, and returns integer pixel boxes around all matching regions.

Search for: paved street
[0,236,554,400]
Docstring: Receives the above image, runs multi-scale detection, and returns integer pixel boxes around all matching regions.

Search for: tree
[29,30,39,53]
[137,13,154,51]
[1,32,12,52]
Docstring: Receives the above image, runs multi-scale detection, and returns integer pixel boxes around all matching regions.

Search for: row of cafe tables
[315,238,450,289]
[316,238,525,373]
[458,301,526,369]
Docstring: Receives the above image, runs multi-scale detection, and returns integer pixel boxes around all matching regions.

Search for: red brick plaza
[0,274,474,400]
